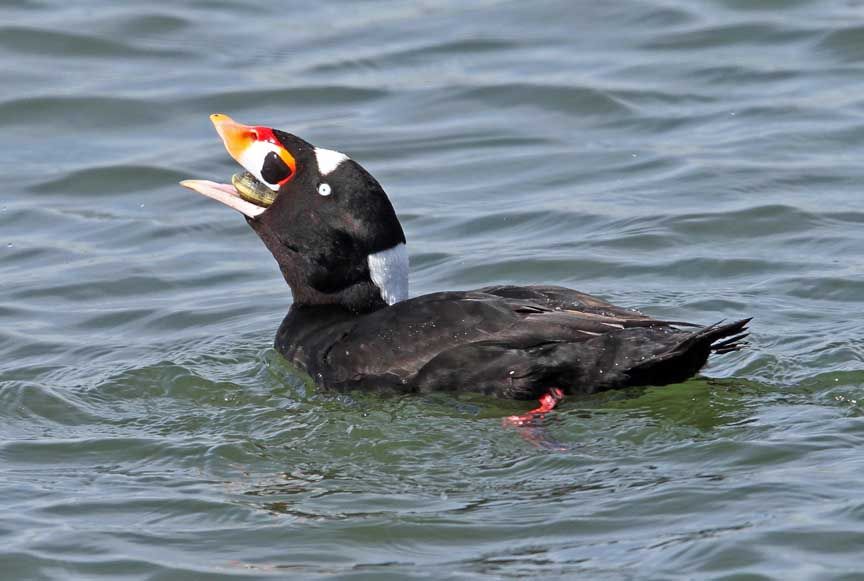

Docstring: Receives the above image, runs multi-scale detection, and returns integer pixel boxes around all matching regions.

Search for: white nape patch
[315,147,349,176]
[367,243,409,305]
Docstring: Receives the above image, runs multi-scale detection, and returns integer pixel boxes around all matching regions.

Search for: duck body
[276,285,749,399]
[182,115,750,401]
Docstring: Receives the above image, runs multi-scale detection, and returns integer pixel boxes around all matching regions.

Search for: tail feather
[624,318,752,386]
[700,318,752,351]
[711,330,749,354]
[711,332,749,350]
[678,317,752,358]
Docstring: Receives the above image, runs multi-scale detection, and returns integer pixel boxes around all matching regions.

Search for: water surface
[2,0,864,578]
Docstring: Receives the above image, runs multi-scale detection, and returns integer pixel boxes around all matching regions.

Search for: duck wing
[412,316,749,399]
[294,286,748,397]
[478,284,698,327]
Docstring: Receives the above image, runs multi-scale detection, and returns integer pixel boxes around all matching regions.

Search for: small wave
[0,25,189,58]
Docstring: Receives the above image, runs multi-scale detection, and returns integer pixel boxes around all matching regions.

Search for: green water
[2,0,864,578]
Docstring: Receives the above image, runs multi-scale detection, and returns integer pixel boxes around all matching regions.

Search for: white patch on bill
[367,243,409,305]
[239,141,284,191]
[315,147,349,176]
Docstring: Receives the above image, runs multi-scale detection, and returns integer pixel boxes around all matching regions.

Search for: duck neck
[250,219,409,314]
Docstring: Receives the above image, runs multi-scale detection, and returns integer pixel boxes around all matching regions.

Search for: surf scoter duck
[182,114,749,413]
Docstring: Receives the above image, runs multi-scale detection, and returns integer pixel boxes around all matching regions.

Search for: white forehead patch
[315,147,349,176]
[367,243,409,305]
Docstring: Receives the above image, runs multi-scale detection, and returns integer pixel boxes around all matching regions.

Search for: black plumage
[183,116,751,401]
[275,285,750,399]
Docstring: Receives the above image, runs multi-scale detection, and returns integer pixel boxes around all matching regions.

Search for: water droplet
[6,243,12,248]
[139,203,145,208]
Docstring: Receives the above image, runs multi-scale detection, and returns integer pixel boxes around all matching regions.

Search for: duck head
[182,114,407,313]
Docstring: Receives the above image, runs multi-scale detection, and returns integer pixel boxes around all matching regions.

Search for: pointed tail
[625,318,752,386]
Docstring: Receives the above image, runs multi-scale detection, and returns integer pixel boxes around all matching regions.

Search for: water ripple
[2,0,864,578]
[0,25,190,58]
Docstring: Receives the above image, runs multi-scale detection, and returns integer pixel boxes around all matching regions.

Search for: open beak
[180,114,267,219]
[179,179,266,218]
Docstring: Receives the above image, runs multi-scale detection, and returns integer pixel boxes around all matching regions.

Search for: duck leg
[503,387,565,427]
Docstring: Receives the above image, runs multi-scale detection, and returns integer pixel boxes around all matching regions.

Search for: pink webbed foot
[503,387,565,428]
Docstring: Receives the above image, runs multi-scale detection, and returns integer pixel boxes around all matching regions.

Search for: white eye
[318,183,332,196]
